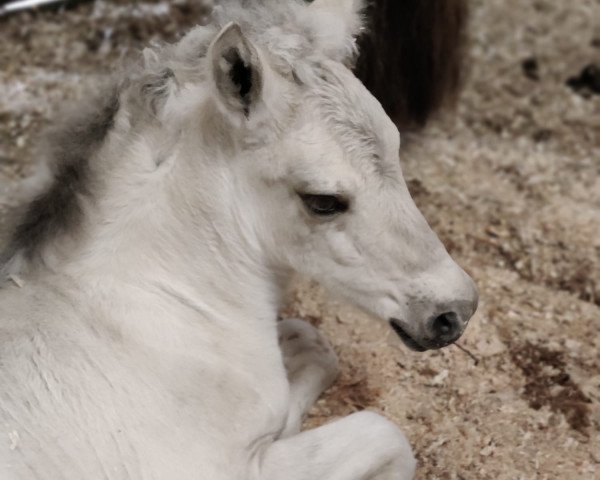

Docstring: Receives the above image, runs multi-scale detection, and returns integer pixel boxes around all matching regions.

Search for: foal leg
[277,318,339,437]
[259,411,417,480]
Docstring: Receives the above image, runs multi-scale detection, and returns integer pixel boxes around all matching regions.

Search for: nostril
[431,312,459,338]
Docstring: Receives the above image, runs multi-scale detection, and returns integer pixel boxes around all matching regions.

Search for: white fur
[0,1,476,479]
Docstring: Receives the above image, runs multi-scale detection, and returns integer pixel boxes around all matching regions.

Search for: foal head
[7,0,477,351]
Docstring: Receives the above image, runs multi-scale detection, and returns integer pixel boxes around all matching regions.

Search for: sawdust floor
[0,1,599,479]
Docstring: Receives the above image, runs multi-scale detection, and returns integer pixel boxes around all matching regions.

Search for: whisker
[454,342,480,365]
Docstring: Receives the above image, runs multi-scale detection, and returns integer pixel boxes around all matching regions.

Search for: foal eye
[299,194,349,217]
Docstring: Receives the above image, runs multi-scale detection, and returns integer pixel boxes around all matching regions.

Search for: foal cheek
[326,230,364,268]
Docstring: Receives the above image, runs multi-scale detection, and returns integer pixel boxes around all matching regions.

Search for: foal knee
[351,411,416,472]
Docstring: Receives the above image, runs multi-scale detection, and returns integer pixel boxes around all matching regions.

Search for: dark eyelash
[299,194,349,217]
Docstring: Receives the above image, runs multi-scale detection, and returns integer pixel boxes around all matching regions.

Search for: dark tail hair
[355,0,469,129]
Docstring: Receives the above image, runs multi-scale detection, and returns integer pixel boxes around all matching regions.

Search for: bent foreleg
[260,411,416,480]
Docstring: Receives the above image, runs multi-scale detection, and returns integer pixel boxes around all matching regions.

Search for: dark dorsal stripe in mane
[9,88,120,261]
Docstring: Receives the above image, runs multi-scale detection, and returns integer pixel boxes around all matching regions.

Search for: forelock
[309,63,382,165]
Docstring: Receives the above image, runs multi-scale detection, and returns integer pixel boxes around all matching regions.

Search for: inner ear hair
[223,47,254,116]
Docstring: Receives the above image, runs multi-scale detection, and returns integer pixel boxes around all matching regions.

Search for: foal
[0,1,477,478]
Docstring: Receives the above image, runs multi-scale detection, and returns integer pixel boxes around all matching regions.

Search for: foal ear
[209,22,264,119]
[309,0,366,62]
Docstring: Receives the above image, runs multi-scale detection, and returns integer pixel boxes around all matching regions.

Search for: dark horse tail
[355,0,468,129]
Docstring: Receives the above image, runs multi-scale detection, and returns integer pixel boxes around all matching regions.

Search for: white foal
[0,1,478,478]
